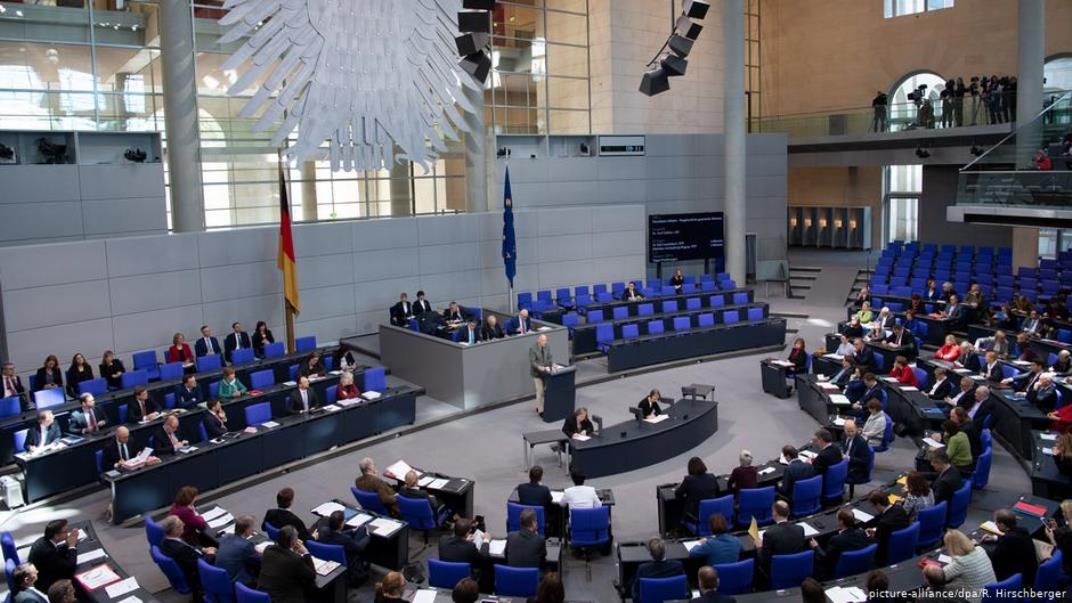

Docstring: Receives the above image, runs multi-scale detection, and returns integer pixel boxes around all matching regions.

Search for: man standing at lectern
[530,335,553,415]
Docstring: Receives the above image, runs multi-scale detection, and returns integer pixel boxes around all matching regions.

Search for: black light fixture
[970,144,984,157]
[639,0,710,96]
[455,1,497,85]
[915,145,931,159]
[124,147,147,163]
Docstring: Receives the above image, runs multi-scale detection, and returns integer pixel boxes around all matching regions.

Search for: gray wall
[0,207,646,375]
[496,133,789,277]
[919,165,1013,248]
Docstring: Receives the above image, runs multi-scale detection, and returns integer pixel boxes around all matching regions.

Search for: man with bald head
[967,385,993,427]
[529,334,553,415]
[842,419,870,496]
[102,426,159,471]
[755,500,806,578]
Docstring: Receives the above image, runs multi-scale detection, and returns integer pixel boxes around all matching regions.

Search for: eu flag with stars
[502,166,517,288]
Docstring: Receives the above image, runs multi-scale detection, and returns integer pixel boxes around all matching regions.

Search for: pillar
[300,161,317,221]
[1015,0,1045,169]
[389,157,412,216]
[159,0,205,232]
[1012,227,1040,272]
[723,0,747,282]
[464,84,489,212]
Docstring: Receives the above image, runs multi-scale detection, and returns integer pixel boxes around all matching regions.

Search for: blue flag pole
[502,164,517,313]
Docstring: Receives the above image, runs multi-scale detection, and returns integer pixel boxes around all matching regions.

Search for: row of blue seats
[517,275,738,312]
[885,241,1012,258]
[594,307,765,351]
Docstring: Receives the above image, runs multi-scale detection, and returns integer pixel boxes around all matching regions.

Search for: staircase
[788,265,820,300]
[845,268,873,305]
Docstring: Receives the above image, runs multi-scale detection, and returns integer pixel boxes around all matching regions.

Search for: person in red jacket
[935,334,961,361]
[168,485,211,546]
[888,355,918,387]
[166,332,195,364]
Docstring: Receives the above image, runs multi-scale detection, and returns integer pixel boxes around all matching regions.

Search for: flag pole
[278,148,296,353]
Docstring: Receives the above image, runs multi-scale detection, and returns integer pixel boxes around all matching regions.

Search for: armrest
[592,415,604,432]
[628,407,643,421]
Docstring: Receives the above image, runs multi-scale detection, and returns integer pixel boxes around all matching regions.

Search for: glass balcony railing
[956,92,1072,209]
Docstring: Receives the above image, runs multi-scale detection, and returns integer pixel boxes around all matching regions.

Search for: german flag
[277,165,300,314]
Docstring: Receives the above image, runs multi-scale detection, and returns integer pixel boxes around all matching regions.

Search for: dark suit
[195,336,222,358]
[413,298,432,316]
[102,437,138,469]
[505,530,546,568]
[931,467,963,507]
[480,323,504,341]
[852,349,876,373]
[263,509,311,542]
[843,434,870,483]
[960,418,983,459]
[13,590,46,603]
[152,426,182,456]
[25,423,61,449]
[815,527,870,579]
[224,332,252,363]
[458,326,481,345]
[214,533,259,585]
[318,525,370,580]
[203,413,228,439]
[390,301,413,327]
[632,559,684,601]
[779,459,816,499]
[2,374,26,401]
[68,407,106,434]
[562,416,594,438]
[928,378,954,400]
[257,545,315,603]
[510,317,533,335]
[161,537,212,597]
[174,385,202,409]
[517,482,553,509]
[128,397,159,423]
[812,444,843,476]
[988,526,1038,585]
[99,360,125,390]
[288,387,321,415]
[691,593,738,603]
[983,362,1003,383]
[867,504,910,563]
[675,473,720,519]
[65,365,93,397]
[252,330,274,357]
[1028,384,1060,412]
[639,398,662,418]
[438,535,490,585]
[444,309,465,323]
[759,522,807,572]
[34,367,63,391]
[27,537,76,590]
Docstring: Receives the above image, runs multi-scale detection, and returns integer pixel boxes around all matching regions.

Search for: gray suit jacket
[529,344,552,378]
[505,529,546,568]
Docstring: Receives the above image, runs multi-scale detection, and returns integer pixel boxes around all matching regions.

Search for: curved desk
[571,399,718,478]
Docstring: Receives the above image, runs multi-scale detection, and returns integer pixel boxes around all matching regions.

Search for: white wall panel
[6,318,114,371]
[352,248,420,283]
[106,233,200,277]
[111,305,205,356]
[4,280,112,332]
[108,270,202,316]
[0,240,107,289]
[199,262,280,303]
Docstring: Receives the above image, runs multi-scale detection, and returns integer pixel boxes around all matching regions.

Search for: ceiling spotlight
[675,15,703,41]
[915,146,931,159]
[668,34,694,58]
[454,1,496,85]
[639,0,708,96]
[459,50,492,83]
[684,0,711,19]
[661,54,688,77]
[639,67,670,96]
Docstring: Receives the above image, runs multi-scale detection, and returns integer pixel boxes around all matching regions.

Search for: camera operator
[954,77,966,127]
[1005,76,1017,121]
[871,90,888,132]
[940,80,954,128]
[969,76,981,125]
[987,76,1003,124]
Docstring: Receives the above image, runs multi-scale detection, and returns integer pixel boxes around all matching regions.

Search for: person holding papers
[128,386,159,424]
[437,518,491,589]
[562,407,594,440]
[68,393,106,435]
[288,377,320,415]
[257,525,315,603]
[167,332,196,365]
[316,510,371,585]
[810,509,870,580]
[218,367,248,398]
[510,309,533,335]
[981,509,1038,586]
[638,389,663,418]
[887,356,918,386]
[169,485,210,546]
[153,414,188,456]
[194,325,223,359]
[28,520,78,591]
[298,351,326,379]
[203,399,229,438]
[25,410,60,451]
[863,490,909,564]
[778,445,816,501]
[687,515,741,566]
[530,334,554,414]
[480,315,505,341]
[102,426,158,470]
[335,371,361,402]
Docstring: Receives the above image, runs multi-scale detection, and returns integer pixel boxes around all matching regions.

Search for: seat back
[159,362,184,382]
[263,342,285,359]
[661,300,678,314]
[144,513,165,547]
[363,367,386,392]
[198,558,235,603]
[262,522,281,541]
[647,321,665,336]
[506,502,545,535]
[243,402,272,426]
[150,545,191,593]
[886,522,920,564]
[196,355,222,373]
[232,348,255,366]
[981,428,992,451]
[3,559,14,594]
[736,487,775,527]
[723,310,740,324]
[588,309,605,323]
[132,350,158,372]
[946,481,972,528]
[917,501,948,549]
[973,448,993,490]
[494,565,540,598]
[33,388,64,410]
[673,316,690,332]
[1033,550,1064,597]
[913,368,929,389]
[822,460,848,503]
[0,398,20,419]
[235,582,271,603]
[770,550,814,590]
[78,379,108,396]
[397,495,437,530]
[983,573,1022,602]
[790,475,823,517]
[12,430,27,454]
[305,540,347,565]
[637,575,689,603]
[834,543,877,579]
[428,559,471,589]
[638,303,654,316]
[0,533,19,565]
[613,306,629,320]
[696,496,735,535]
[622,324,640,339]
[595,323,615,344]
[712,559,753,595]
[351,486,389,515]
[295,336,317,352]
[732,292,749,305]
[249,369,275,390]
[709,295,726,308]
[569,507,610,546]
[562,313,579,329]
[685,298,701,311]
[747,307,764,322]
[697,313,715,328]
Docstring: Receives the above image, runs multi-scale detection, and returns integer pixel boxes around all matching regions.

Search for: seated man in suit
[848,373,882,418]
[214,515,261,586]
[69,393,107,435]
[863,490,909,564]
[884,323,916,359]
[811,429,843,477]
[389,293,413,327]
[982,351,1003,383]
[842,419,870,490]
[517,465,553,510]
[399,470,446,519]
[851,338,876,374]
[27,520,78,591]
[102,426,159,471]
[829,356,857,389]
[754,501,806,578]
[927,367,954,400]
[983,509,1039,586]
[443,302,466,326]
[510,309,533,336]
[692,565,737,603]
[263,487,312,541]
[438,518,492,589]
[194,325,223,358]
[224,322,252,364]
[1004,359,1044,393]
[778,445,816,500]
[505,508,546,569]
[288,377,320,415]
[128,386,160,423]
[480,315,505,341]
[944,377,977,413]
[1026,372,1060,412]
[412,290,432,316]
[2,362,27,407]
[632,538,685,601]
[458,318,481,345]
[965,385,994,426]
[316,510,370,585]
[25,410,61,451]
[153,414,188,456]
[811,509,870,579]
[257,525,315,603]
[11,562,48,603]
[928,449,963,507]
[354,457,399,517]
[174,374,202,410]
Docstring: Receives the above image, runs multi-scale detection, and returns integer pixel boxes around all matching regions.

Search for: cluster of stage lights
[640,0,710,96]
[454,0,497,85]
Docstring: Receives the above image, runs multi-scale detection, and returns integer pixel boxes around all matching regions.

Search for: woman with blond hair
[922,529,996,603]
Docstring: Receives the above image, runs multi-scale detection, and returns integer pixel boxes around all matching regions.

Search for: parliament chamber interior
[0,1,1072,602]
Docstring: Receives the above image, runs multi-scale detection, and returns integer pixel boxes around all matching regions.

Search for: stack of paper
[261,421,280,429]
[411,591,438,603]
[799,450,818,460]
[922,437,945,449]
[207,513,234,530]
[488,539,507,556]
[980,520,1005,536]
[203,507,228,522]
[938,554,953,564]
[427,478,449,490]
[757,466,776,476]
[833,417,846,426]
[75,564,120,590]
[1041,433,1058,441]
[385,460,417,479]
[417,476,436,487]
[572,434,590,441]
[797,522,819,537]
[852,509,874,523]
[829,394,852,406]
[104,577,140,599]
[681,540,703,552]
[254,541,272,554]
[312,557,340,576]
[312,502,346,517]
[369,518,402,537]
[1042,447,1055,456]
[644,414,670,424]
[900,386,920,392]
[77,549,108,565]
[826,585,867,603]
[346,513,373,528]
[362,391,382,400]
[323,404,341,412]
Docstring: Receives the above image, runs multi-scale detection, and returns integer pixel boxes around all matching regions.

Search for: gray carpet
[0,250,1036,602]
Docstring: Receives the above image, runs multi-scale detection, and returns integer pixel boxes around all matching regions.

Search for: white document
[1041,433,1058,441]
[757,466,776,476]
[323,404,341,412]
[797,522,820,537]
[362,391,382,400]
[833,417,846,426]
[644,414,670,424]
[369,518,402,537]
[799,450,817,460]
[826,585,867,603]
[818,383,841,392]
[682,540,703,552]
[117,597,143,603]
[823,353,844,360]
[202,507,228,522]
[385,460,417,479]
[571,434,590,441]
[1042,447,1055,456]
[852,509,875,523]
[881,377,899,383]
[417,476,435,487]
[254,541,271,554]
[412,590,438,603]
[77,549,108,565]
[900,386,920,392]
[283,381,297,387]
[771,360,794,368]
[105,577,139,599]
[938,554,953,564]
[261,421,280,428]
[488,539,507,557]
[828,394,852,406]
[428,478,449,490]
[922,437,945,449]
[313,502,346,517]
[551,491,565,504]
[346,513,374,528]
[207,513,234,530]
